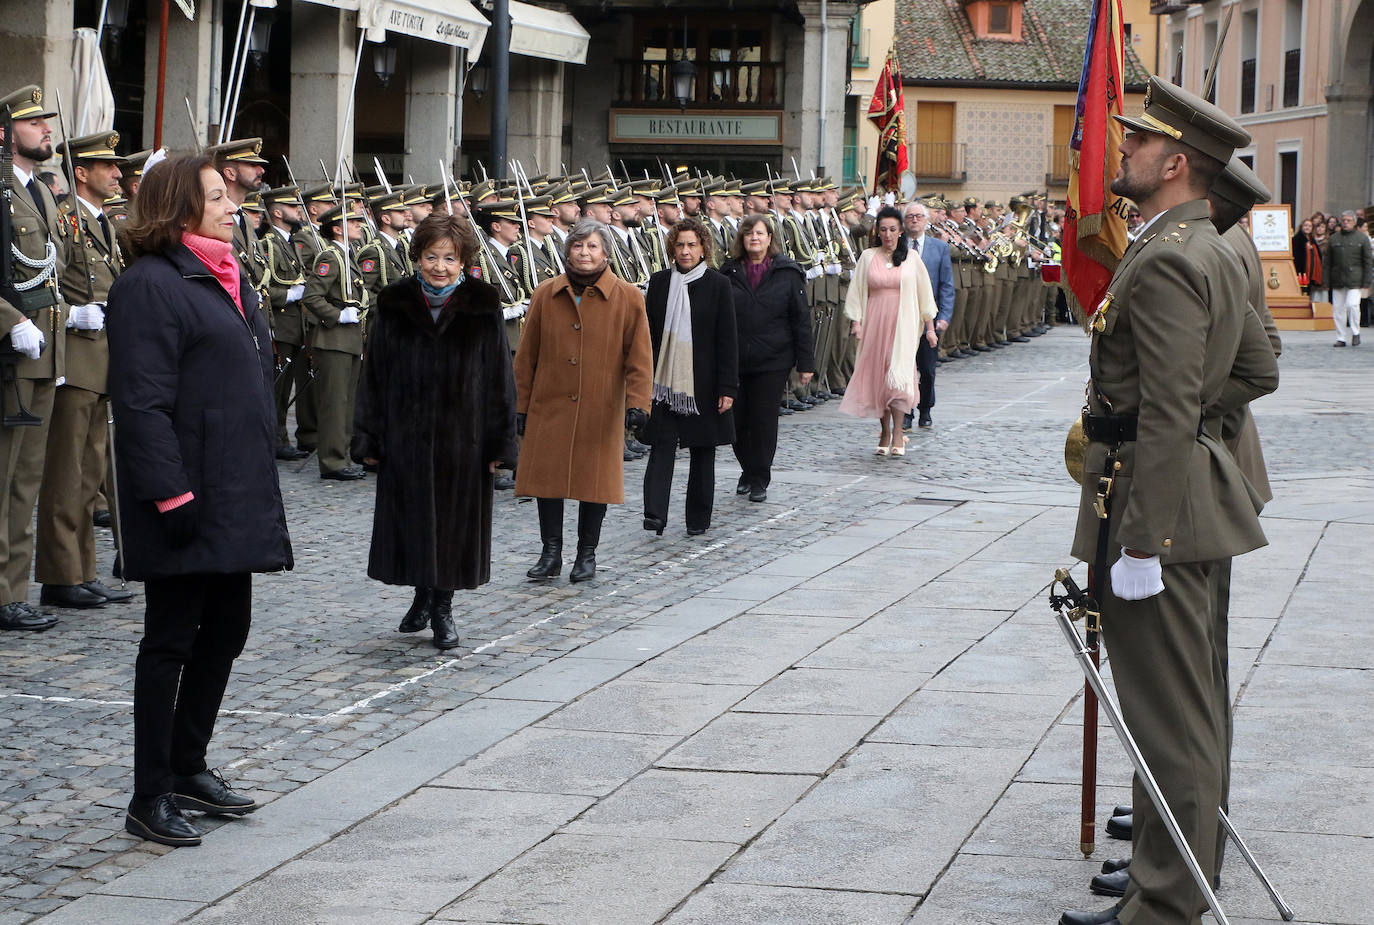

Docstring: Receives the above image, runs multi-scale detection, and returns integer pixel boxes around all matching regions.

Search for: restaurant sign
[610,110,782,146]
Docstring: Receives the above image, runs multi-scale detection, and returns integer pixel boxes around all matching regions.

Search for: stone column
[406,40,459,180]
[784,1,858,176]
[141,0,214,151]
[290,3,359,185]
[508,56,564,177]
[568,17,627,169]
[0,0,74,114]
[1324,81,1373,212]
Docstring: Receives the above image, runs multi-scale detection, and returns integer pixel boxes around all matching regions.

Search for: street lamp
[670,57,696,110]
[373,43,398,88]
[247,5,275,70]
[469,60,490,101]
[101,0,132,62]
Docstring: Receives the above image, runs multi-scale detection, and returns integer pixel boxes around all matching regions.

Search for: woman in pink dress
[839,206,938,455]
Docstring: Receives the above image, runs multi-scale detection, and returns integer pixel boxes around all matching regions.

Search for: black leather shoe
[92,509,112,528]
[527,539,562,579]
[0,601,58,631]
[430,591,460,650]
[1106,812,1131,840]
[627,438,651,454]
[778,406,794,416]
[623,447,638,461]
[786,399,810,412]
[81,580,133,603]
[1013,334,1031,343]
[1355,333,1363,346]
[686,526,708,536]
[1059,907,1122,925]
[1101,857,1130,874]
[321,466,366,481]
[126,794,202,847]
[40,583,108,609]
[297,443,317,453]
[276,445,310,461]
[749,487,767,502]
[399,587,430,633]
[736,478,750,495]
[173,769,259,816]
[1334,340,1347,347]
[1091,867,1128,897]
[973,344,992,352]
[918,411,933,428]
[643,515,666,536]
[1112,804,1131,816]
[569,544,597,582]
[494,475,515,490]
[831,386,846,396]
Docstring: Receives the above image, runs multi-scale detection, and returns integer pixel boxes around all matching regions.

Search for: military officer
[701,179,735,268]
[206,138,269,305]
[257,185,314,460]
[0,86,68,631]
[606,186,651,288]
[1061,78,1276,925]
[512,195,563,287]
[30,130,129,610]
[472,198,530,348]
[358,188,412,301]
[302,202,368,481]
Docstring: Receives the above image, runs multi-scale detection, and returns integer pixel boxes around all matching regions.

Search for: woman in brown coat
[514,220,653,582]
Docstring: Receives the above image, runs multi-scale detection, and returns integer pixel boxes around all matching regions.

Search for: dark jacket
[643,265,739,448]
[353,275,517,590]
[106,244,293,580]
[720,254,816,376]
[1320,227,1373,290]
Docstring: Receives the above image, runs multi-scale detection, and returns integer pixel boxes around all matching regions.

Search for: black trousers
[916,335,938,414]
[643,411,716,531]
[134,573,252,797]
[731,368,789,491]
[535,498,607,547]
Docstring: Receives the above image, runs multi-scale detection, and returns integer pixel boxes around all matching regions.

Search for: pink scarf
[182,231,243,315]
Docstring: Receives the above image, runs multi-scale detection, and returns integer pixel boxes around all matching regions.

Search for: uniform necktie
[97,213,113,251]
[26,178,48,224]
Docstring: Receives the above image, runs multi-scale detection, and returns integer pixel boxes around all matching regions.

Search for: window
[1279,150,1298,214]
[628,18,774,106]
[1240,10,1258,115]
[1282,0,1303,107]
[988,3,1012,34]
[1239,154,1255,169]
[912,102,957,178]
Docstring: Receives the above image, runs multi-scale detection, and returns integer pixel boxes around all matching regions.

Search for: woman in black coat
[641,218,738,536]
[106,153,292,849]
[353,213,517,650]
[719,214,815,502]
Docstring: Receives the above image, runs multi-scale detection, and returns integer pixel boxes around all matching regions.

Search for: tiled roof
[894,0,1151,89]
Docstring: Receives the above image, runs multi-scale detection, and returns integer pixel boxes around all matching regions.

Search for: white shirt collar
[1131,212,1165,242]
[77,195,105,221]
[488,237,510,258]
[13,164,34,188]
[379,230,398,247]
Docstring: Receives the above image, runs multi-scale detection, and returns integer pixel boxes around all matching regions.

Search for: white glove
[337,307,360,324]
[67,303,106,331]
[805,265,824,281]
[9,319,44,359]
[825,262,842,275]
[1110,549,1164,601]
[502,301,529,321]
[287,284,305,303]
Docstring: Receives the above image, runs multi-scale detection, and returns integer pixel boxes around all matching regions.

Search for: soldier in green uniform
[0,86,67,630]
[472,198,531,347]
[258,185,314,460]
[357,188,412,301]
[32,130,130,610]
[511,195,563,288]
[302,203,368,481]
[1061,78,1275,925]
[206,138,269,313]
[701,179,735,269]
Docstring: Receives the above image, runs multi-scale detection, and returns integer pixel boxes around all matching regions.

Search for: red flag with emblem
[1063,0,1129,318]
[867,47,909,195]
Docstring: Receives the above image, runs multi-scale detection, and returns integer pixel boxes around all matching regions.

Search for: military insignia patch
[317,262,331,276]
[360,258,376,272]
[470,267,482,279]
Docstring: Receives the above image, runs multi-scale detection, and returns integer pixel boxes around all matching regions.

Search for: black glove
[625,407,649,438]
[516,413,527,437]
[161,498,199,549]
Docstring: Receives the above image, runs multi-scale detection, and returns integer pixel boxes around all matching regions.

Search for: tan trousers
[0,378,57,604]
[36,385,106,585]
[313,348,361,474]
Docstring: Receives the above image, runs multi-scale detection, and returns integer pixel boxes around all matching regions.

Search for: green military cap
[399,184,430,206]
[963,196,980,209]
[1020,190,1039,200]
[740,179,771,196]
[205,137,269,166]
[720,180,745,197]
[985,200,999,210]
[1009,194,1027,208]
[1210,155,1271,208]
[524,195,555,217]
[241,193,265,214]
[472,198,522,223]
[261,184,300,205]
[300,182,337,203]
[610,185,637,207]
[701,178,728,196]
[581,184,615,205]
[0,85,57,120]
[654,184,681,205]
[319,202,365,224]
[103,194,128,209]
[370,188,409,212]
[60,130,125,163]
[1115,75,1250,165]
[675,178,703,198]
[545,182,578,206]
[123,149,153,177]
[630,178,660,197]
[363,183,389,201]
[468,179,498,202]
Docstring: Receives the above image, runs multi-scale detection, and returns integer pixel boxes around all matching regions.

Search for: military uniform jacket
[58,199,123,392]
[476,241,529,316]
[705,216,734,268]
[781,211,821,272]
[511,237,560,290]
[262,226,308,346]
[1070,199,1277,565]
[1,172,67,380]
[358,232,410,302]
[231,213,268,295]
[607,226,649,286]
[303,241,368,356]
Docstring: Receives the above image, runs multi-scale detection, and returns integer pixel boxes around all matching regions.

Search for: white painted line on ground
[945,375,1073,433]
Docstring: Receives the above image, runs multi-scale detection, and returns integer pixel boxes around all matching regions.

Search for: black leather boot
[399,587,431,633]
[569,502,605,583]
[527,498,564,579]
[569,544,597,582]
[430,590,460,650]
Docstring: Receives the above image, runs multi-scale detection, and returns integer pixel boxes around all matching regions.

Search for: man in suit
[902,201,954,429]
[0,85,67,631]
[1060,78,1276,925]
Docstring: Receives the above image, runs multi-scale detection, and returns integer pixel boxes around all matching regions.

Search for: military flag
[1063,0,1129,319]
[867,47,908,195]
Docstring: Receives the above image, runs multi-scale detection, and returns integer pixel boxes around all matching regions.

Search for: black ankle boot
[399,587,430,633]
[526,539,562,579]
[643,514,666,535]
[569,544,597,582]
[430,590,459,650]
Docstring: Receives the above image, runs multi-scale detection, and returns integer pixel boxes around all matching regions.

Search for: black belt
[1082,413,1136,444]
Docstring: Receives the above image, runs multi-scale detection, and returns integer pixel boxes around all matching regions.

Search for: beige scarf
[843,247,937,396]
[653,260,707,415]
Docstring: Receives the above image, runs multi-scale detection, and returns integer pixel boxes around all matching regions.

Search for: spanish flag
[867,47,908,195]
[1063,0,1129,319]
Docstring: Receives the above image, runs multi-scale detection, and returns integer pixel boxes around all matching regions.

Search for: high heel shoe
[891,436,909,457]
[642,515,666,535]
[874,445,889,456]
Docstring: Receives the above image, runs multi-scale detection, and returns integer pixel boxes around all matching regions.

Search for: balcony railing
[1046,144,1071,186]
[1150,0,1205,13]
[615,59,783,108]
[908,142,965,182]
[842,144,869,186]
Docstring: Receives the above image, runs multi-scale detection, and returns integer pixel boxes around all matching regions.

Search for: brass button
[572,322,581,330]
[1178,223,1187,228]
[569,357,578,365]
[570,394,578,401]
[1162,538,1172,547]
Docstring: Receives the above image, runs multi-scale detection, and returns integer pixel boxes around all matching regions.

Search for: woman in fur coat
[353,213,518,650]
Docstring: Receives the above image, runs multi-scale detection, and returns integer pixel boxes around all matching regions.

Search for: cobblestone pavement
[0,325,1369,921]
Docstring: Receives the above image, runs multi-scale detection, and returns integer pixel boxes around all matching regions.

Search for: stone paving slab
[430,727,676,797]
[731,666,918,716]
[537,679,753,736]
[662,883,917,925]
[656,712,878,775]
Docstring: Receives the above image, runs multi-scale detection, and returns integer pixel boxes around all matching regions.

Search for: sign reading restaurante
[609,110,783,146]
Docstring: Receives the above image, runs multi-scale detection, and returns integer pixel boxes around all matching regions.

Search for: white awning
[300,0,488,55]
[507,0,589,64]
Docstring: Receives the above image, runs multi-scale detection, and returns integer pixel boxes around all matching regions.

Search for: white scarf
[653,260,707,415]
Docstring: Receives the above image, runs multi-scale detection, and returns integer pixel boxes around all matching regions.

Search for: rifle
[0,107,43,426]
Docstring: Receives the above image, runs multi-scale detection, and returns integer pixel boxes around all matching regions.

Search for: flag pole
[153,0,170,148]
